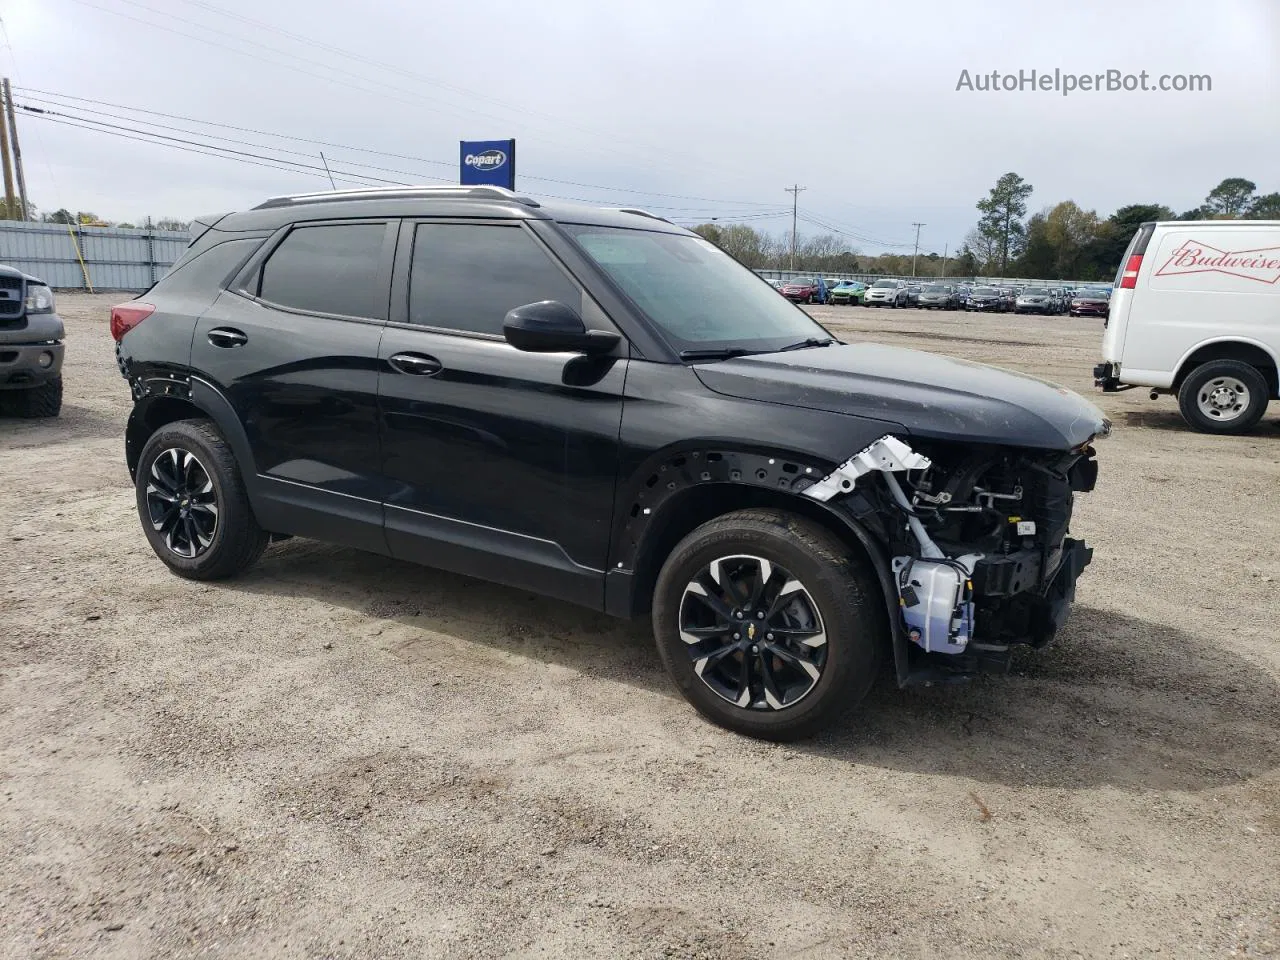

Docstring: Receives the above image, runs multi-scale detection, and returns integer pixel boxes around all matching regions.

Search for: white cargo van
[1094,219,1280,434]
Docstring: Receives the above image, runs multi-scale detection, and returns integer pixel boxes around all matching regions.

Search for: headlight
[25,284,55,315]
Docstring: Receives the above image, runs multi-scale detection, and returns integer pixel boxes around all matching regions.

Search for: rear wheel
[136,419,269,579]
[7,377,62,418]
[652,509,885,740]
[1177,360,1269,434]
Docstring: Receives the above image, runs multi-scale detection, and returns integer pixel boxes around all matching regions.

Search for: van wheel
[651,509,885,741]
[1177,360,1269,434]
[136,419,269,579]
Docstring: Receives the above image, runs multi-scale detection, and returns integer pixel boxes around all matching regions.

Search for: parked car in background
[1070,289,1111,318]
[1014,287,1057,314]
[767,278,787,293]
[827,280,866,305]
[965,286,1005,312]
[918,283,961,310]
[1095,219,1280,434]
[781,277,822,304]
[863,279,908,307]
[996,287,1018,312]
[0,265,64,417]
[904,283,922,307]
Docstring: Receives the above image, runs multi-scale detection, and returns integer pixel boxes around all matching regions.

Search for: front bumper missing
[804,435,1094,682]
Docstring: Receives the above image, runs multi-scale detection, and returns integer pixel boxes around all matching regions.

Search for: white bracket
[800,435,932,503]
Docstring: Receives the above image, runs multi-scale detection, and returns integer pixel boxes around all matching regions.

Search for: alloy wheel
[146,447,219,558]
[678,555,827,710]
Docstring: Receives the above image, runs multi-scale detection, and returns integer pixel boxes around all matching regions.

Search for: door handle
[388,352,443,376]
[207,327,248,348]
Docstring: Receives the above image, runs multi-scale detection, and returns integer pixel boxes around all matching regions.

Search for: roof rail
[616,207,671,223]
[252,185,541,210]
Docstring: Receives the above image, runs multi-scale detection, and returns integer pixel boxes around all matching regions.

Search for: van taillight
[1118,254,1143,289]
[110,303,155,341]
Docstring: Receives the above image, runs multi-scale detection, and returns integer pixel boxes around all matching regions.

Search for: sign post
[460,139,516,190]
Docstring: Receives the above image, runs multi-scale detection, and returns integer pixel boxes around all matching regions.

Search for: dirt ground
[2,294,1277,960]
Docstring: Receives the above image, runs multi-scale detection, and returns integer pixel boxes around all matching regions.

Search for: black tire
[651,508,886,741]
[1177,360,1270,435]
[7,377,62,418]
[135,418,269,579]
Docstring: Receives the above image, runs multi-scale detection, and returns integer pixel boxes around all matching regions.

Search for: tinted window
[408,223,580,335]
[259,223,387,319]
[564,226,829,351]
[156,238,262,295]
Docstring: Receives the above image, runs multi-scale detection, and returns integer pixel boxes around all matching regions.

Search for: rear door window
[258,222,391,320]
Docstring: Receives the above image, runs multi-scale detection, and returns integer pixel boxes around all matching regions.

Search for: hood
[693,342,1108,450]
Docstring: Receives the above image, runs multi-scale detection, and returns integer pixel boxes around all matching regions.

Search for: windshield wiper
[679,347,760,362]
[775,337,838,353]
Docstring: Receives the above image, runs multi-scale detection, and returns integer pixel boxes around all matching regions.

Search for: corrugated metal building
[0,220,189,291]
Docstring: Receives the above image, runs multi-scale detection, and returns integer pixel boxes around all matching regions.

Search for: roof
[215,185,691,234]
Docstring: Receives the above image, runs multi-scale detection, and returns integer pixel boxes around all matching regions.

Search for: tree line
[692,176,1278,280]
[1,200,189,232]
[959,173,1279,280]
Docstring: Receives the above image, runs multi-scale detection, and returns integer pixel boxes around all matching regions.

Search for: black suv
[113,186,1107,740]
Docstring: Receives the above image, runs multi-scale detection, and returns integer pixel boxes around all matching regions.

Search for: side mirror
[503,301,621,356]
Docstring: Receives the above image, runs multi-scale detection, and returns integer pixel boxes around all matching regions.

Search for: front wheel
[652,509,885,740]
[1177,360,1269,434]
[136,419,269,579]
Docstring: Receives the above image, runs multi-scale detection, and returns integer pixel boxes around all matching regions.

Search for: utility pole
[941,243,948,278]
[319,152,336,190]
[785,184,806,272]
[910,222,926,277]
[2,79,28,220]
[0,82,14,221]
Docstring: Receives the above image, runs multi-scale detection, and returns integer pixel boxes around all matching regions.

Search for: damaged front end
[802,434,1101,683]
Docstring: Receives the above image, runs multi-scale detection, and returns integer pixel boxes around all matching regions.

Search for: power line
[17,105,791,219]
[14,87,782,209]
[171,0,745,183]
[20,112,379,186]
[59,0,718,184]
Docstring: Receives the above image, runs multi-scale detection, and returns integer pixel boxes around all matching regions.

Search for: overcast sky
[1,0,1276,254]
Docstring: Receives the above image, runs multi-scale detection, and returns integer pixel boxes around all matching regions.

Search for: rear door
[191,219,397,551]
[376,218,628,608]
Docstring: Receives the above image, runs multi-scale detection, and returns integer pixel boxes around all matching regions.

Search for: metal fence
[0,220,189,291]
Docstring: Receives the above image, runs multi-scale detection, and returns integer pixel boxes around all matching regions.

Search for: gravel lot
[2,294,1278,960]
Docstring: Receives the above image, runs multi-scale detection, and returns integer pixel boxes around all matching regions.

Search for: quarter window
[408,223,581,335]
[258,222,388,319]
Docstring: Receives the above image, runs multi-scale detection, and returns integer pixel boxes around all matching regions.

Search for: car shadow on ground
[229,539,1279,794]
[1120,407,1280,434]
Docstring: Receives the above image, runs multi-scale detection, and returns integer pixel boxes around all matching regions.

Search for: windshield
[924,284,949,292]
[563,226,830,352]
[786,277,815,286]
[973,287,998,295]
[1080,289,1111,299]
[1022,288,1048,296]
[871,280,898,288]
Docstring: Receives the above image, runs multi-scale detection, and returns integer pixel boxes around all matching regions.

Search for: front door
[191,219,398,552]
[377,219,627,607]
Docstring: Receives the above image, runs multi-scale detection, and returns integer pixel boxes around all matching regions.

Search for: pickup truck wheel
[1177,360,1269,434]
[136,419,268,580]
[652,509,884,741]
[7,377,62,418]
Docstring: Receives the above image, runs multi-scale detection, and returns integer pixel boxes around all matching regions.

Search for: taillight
[110,303,155,341]
[1118,254,1142,289]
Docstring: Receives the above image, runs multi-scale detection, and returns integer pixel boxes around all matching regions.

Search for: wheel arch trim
[1173,336,1280,393]
[606,444,909,685]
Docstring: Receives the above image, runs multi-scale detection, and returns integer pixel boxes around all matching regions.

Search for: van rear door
[1100,221,1155,366]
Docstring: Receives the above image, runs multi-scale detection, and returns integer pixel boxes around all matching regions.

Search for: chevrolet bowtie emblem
[747,623,756,640]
